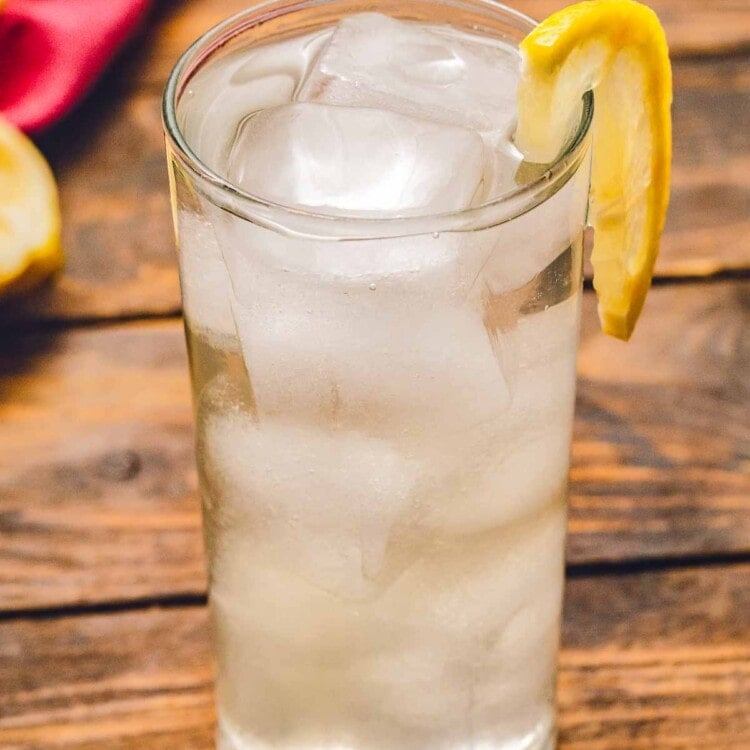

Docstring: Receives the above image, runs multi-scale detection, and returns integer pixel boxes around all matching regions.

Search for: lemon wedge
[516,0,671,340]
[0,116,63,298]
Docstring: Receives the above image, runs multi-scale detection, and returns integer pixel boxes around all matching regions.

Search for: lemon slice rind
[516,0,672,340]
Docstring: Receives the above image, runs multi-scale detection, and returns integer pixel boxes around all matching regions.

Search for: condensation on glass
[163,2,593,748]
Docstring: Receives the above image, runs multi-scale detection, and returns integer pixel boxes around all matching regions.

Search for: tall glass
[164,1,592,748]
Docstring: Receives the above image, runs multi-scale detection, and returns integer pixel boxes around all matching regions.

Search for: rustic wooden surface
[1,0,749,747]
[1,565,748,748]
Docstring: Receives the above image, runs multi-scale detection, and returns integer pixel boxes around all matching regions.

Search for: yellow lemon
[516,0,672,340]
[0,116,63,298]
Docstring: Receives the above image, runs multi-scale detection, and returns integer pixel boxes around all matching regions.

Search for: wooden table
[1,1,748,747]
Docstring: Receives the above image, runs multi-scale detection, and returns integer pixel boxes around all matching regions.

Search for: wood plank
[0,605,215,749]
[558,563,750,748]
[126,0,750,92]
[5,51,747,326]
[1,564,748,748]
[657,55,750,278]
[1,281,747,611]
[0,320,203,610]
[571,279,750,564]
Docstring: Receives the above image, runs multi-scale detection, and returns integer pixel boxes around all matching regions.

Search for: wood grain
[0,321,203,611]
[659,55,750,278]
[1,564,748,748]
[559,563,750,748]
[125,0,750,93]
[0,605,215,749]
[1,282,748,611]
[571,280,750,564]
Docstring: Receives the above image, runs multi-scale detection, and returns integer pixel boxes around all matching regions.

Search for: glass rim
[162,0,594,239]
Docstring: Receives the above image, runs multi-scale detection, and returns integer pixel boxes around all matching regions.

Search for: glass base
[217,715,556,750]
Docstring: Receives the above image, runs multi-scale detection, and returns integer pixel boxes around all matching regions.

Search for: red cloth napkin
[0,0,152,133]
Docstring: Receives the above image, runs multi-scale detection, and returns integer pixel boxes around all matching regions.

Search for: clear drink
[164,2,592,749]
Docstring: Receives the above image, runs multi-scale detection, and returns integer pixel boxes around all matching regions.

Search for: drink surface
[174,10,589,750]
[179,12,536,213]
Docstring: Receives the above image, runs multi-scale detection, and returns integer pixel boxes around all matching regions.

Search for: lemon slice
[516,0,671,340]
[0,116,63,298]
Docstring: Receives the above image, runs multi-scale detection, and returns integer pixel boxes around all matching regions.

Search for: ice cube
[203,412,422,598]
[226,102,485,213]
[204,213,513,438]
[468,561,563,739]
[358,502,566,735]
[225,259,511,436]
[474,159,591,299]
[211,562,372,745]
[419,426,571,538]
[299,13,521,137]
[180,31,329,172]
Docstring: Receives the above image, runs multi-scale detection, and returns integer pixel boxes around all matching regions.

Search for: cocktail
[162,1,670,748]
